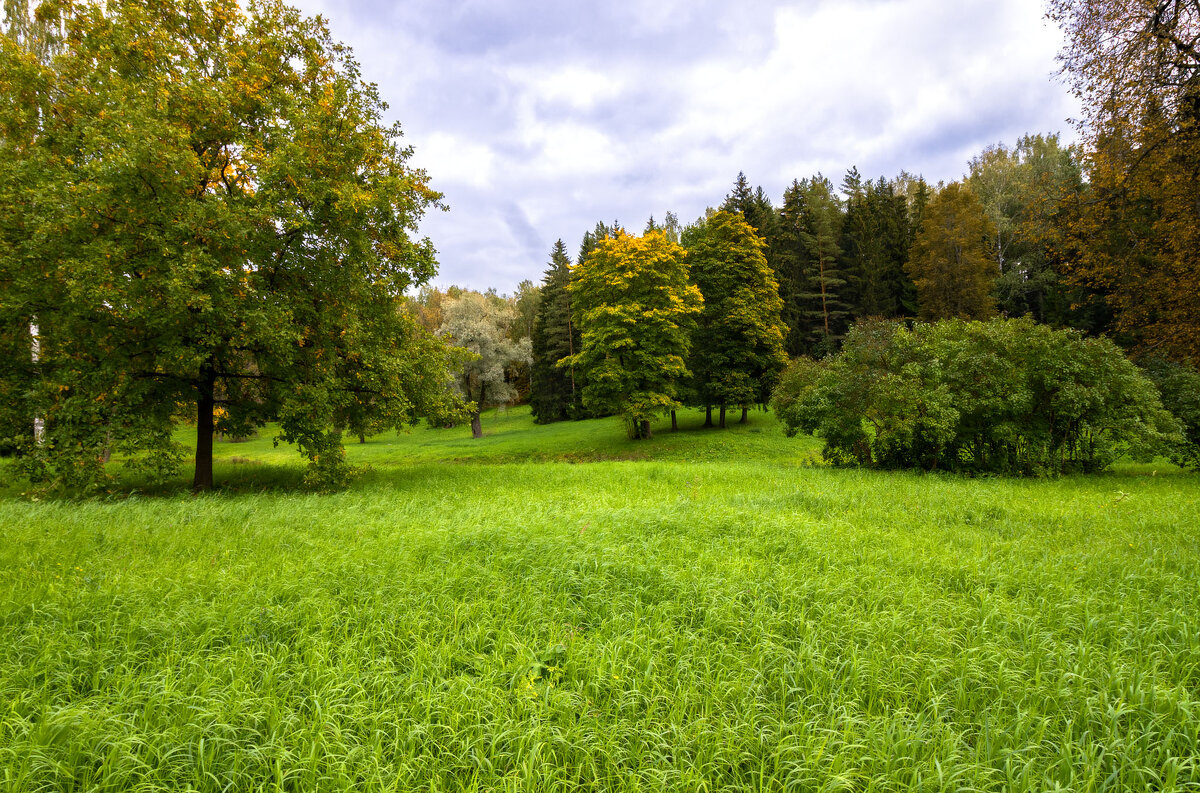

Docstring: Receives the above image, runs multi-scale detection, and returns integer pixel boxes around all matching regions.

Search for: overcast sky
[289,0,1080,294]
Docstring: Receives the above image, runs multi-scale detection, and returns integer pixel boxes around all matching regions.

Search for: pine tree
[840,166,864,201]
[773,177,850,355]
[774,180,811,356]
[529,240,583,423]
[686,212,789,428]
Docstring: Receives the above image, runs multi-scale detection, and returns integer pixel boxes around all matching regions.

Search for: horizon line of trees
[516,133,1100,431]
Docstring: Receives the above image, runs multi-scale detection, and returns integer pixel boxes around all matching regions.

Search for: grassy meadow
[1,407,1198,791]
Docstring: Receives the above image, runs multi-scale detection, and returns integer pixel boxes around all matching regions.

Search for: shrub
[1140,357,1200,469]
[773,317,1182,474]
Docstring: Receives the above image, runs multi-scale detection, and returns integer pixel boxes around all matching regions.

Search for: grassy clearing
[1,408,1198,791]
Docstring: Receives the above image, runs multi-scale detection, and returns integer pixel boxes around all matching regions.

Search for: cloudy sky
[289,0,1080,294]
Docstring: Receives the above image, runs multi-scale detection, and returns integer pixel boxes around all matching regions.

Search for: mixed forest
[1,0,1199,489]
[1,1,1199,792]
[412,132,1197,472]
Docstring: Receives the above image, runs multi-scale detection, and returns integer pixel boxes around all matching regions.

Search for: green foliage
[721,172,778,242]
[773,317,1182,474]
[967,135,1089,326]
[906,183,999,320]
[530,240,585,424]
[0,408,1197,791]
[1140,357,1200,469]
[565,229,702,439]
[0,0,462,492]
[438,292,531,439]
[576,220,618,268]
[685,211,789,418]
[839,175,914,319]
[767,356,827,439]
[774,176,849,355]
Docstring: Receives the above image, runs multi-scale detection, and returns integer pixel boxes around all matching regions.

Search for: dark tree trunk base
[192,365,216,492]
[704,406,713,428]
[671,410,678,432]
[719,406,726,429]
[470,411,483,439]
[739,407,749,424]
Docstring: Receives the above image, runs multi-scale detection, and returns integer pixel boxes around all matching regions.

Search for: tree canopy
[906,183,998,321]
[565,229,701,439]
[438,292,531,439]
[1049,0,1200,363]
[0,0,461,490]
[772,317,1182,474]
[685,211,788,426]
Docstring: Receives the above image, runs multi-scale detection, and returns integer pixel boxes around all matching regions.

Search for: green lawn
[1,408,1198,791]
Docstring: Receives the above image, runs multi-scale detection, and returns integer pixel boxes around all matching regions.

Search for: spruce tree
[578,220,617,267]
[796,177,849,354]
[529,240,582,423]
[774,180,812,356]
[840,177,913,319]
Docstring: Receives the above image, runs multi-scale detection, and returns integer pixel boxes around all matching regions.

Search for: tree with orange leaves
[1048,0,1200,363]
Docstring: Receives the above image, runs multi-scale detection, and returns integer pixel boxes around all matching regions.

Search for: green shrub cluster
[1140,357,1200,469]
[771,318,1182,474]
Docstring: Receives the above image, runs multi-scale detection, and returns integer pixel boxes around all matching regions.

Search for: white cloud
[290,0,1081,292]
[416,133,496,190]
[514,65,625,111]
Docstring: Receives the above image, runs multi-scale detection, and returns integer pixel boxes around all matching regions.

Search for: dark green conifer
[529,240,583,423]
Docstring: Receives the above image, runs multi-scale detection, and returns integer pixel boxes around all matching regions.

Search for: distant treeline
[510,134,1093,426]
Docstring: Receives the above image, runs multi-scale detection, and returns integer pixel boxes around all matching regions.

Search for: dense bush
[1140,357,1200,469]
[771,318,1182,474]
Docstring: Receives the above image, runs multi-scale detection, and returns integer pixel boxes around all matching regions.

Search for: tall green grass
[1,408,1197,790]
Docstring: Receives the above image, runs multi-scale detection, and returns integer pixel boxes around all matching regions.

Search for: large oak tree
[0,0,462,491]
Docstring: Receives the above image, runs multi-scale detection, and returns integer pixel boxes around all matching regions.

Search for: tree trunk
[640,420,651,439]
[739,407,749,424]
[471,381,486,439]
[704,405,713,428]
[30,321,44,444]
[567,311,577,407]
[820,253,831,335]
[671,409,678,432]
[358,433,366,444]
[719,405,726,428]
[192,364,216,492]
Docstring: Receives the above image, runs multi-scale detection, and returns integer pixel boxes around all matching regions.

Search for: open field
[1,408,1198,791]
